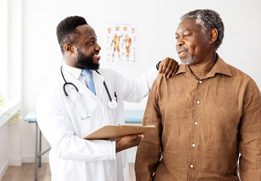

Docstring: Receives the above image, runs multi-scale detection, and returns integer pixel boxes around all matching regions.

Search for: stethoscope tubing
[103,80,112,102]
[60,65,117,108]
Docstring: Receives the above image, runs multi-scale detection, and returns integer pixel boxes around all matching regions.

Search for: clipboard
[83,125,156,141]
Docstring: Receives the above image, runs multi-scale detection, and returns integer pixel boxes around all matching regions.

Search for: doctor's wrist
[156,61,162,71]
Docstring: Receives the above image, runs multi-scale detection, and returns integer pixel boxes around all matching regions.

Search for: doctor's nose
[95,43,101,51]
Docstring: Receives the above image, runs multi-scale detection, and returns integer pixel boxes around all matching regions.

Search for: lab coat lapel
[92,70,104,101]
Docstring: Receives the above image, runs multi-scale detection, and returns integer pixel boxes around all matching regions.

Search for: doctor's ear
[64,44,74,54]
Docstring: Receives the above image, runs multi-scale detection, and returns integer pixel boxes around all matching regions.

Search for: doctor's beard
[75,51,100,70]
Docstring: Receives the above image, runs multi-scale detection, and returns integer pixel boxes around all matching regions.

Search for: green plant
[0,94,6,107]
[0,93,22,125]
[0,93,7,113]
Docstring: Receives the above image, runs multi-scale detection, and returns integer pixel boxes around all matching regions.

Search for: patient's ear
[209,28,218,45]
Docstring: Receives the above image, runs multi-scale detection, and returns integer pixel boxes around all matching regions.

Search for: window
[0,0,8,94]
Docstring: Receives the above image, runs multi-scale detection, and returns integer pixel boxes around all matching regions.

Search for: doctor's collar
[63,63,84,80]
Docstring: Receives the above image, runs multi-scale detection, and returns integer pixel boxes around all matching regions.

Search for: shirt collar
[210,54,232,77]
[174,54,232,77]
[63,63,83,80]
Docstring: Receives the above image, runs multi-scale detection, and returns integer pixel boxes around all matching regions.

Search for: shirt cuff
[111,141,116,160]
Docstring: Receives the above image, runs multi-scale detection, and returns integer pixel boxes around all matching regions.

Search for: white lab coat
[36,64,158,181]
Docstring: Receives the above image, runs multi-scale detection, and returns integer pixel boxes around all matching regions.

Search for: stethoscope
[60,66,118,120]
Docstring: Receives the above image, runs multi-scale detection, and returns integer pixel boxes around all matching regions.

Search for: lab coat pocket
[54,162,82,181]
[67,88,97,120]
[111,105,119,124]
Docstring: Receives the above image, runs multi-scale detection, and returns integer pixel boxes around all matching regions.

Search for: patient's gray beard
[180,49,195,65]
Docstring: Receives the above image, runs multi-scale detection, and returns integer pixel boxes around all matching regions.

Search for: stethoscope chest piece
[108,100,117,109]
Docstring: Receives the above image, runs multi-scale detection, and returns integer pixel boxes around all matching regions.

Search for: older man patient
[135,9,261,181]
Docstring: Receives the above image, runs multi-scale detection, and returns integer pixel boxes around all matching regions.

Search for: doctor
[37,16,178,181]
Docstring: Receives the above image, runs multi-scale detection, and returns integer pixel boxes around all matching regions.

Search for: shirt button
[195,122,198,125]
[192,144,195,147]
[190,165,194,168]
[199,80,202,83]
[197,101,200,104]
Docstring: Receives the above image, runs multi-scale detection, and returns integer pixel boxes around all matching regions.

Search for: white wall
[3,0,261,167]
[0,0,9,178]
[0,125,9,180]
[0,0,23,179]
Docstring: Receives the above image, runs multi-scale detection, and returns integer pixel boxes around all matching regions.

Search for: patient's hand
[159,57,179,78]
[116,134,144,153]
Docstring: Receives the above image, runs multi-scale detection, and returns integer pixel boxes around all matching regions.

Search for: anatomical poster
[104,20,138,69]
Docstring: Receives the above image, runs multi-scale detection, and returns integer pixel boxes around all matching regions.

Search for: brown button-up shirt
[135,55,261,181]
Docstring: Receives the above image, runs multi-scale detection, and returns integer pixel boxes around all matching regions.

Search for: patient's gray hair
[181,9,224,50]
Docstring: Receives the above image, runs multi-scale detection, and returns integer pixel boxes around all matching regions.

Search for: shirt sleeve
[117,65,158,103]
[238,79,261,180]
[135,76,162,181]
[36,81,116,162]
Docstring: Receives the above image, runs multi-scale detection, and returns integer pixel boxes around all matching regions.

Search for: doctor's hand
[158,57,179,78]
[116,134,144,153]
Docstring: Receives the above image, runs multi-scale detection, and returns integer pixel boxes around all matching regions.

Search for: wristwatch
[156,61,162,71]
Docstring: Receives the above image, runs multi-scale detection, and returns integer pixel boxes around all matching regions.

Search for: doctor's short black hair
[56,16,88,54]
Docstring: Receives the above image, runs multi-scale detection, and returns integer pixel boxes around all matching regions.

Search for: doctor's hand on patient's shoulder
[158,57,179,78]
[116,134,144,153]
